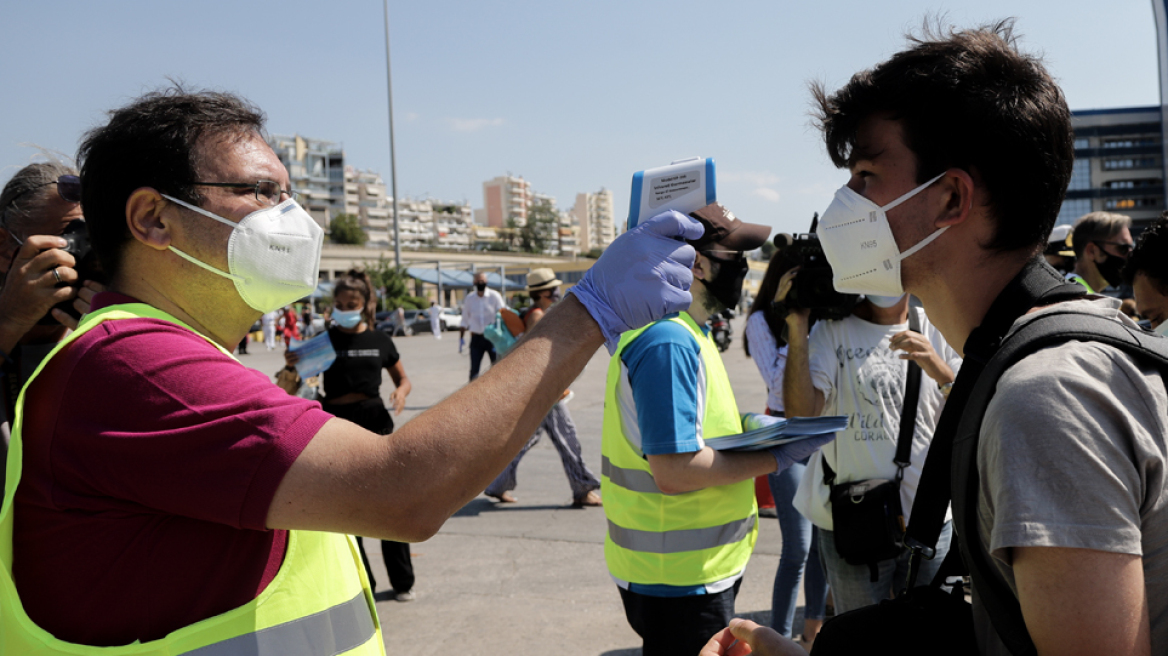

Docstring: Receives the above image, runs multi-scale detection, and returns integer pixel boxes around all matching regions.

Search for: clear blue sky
[1,0,1159,238]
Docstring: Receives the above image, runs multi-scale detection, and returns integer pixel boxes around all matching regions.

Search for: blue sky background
[1,0,1159,237]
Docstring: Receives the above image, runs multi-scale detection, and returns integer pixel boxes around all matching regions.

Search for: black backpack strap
[902,258,1085,597]
[952,308,1168,656]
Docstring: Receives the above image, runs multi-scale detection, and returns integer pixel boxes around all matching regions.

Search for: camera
[37,219,106,325]
[775,214,858,321]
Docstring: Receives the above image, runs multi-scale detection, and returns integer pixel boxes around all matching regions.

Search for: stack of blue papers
[708,414,849,452]
[288,333,337,379]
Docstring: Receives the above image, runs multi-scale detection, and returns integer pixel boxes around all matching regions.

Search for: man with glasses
[0,88,709,653]
[600,203,833,656]
[1068,211,1134,293]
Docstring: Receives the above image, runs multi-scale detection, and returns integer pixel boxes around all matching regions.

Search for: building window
[1056,198,1092,226]
[1102,137,1159,149]
[1067,159,1091,191]
[1105,179,1160,190]
[1073,137,1089,149]
[1104,197,1163,210]
[1103,157,1160,170]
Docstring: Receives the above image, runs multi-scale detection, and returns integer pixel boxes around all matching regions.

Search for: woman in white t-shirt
[744,251,829,649]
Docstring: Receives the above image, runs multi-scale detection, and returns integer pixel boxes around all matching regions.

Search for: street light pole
[383,0,401,268]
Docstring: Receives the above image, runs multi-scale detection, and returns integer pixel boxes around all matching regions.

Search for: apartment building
[267,134,344,228]
[342,167,392,245]
[482,175,530,228]
[572,188,617,252]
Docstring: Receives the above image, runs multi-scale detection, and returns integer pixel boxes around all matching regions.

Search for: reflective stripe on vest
[0,303,383,655]
[601,313,757,587]
[184,591,375,656]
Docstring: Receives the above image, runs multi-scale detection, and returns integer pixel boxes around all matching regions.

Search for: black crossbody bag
[822,308,922,582]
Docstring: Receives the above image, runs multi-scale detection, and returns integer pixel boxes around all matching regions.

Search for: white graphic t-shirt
[793,308,961,530]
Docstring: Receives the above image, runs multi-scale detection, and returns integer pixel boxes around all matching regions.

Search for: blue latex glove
[568,210,703,353]
[769,433,836,473]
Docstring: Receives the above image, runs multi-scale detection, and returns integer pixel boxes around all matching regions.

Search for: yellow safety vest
[601,312,757,587]
[0,303,383,655]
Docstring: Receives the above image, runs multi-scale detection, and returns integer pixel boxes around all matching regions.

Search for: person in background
[461,271,505,380]
[1043,224,1075,274]
[743,249,829,650]
[284,269,415,601]
[483,269,602,507]
[261,308,278,349]
[281,305,300,344]
[428,299,442,339]
[1068,211,1133,293]
[0,161,103,492]
[1125,214,1168,334]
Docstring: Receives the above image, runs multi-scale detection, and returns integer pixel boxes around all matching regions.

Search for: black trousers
[618,579,741,656]
[468,332,496,381]
[322,397,414,594]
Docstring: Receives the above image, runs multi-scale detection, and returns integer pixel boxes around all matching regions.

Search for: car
[409,307,462,332]
[376,309,422,337]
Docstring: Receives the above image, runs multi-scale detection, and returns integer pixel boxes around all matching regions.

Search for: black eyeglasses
[1093,240,1134,257]
[3,175,81,213]
[193,180,299,206]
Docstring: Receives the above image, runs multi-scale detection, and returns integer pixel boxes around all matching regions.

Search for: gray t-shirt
[974,298,1168,655]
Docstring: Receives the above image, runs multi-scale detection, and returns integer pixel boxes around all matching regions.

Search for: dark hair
[0,161,78,238]
[811,19,1073,254]
[1123,214,1168,293]
[334,269,376,326]
[1072,211,1131,258]
[77,86,266,278]
[743,248,799,357]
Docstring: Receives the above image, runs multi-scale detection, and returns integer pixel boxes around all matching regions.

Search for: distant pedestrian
[429,299,442,339]
[484,269,602,507]
[461,272,505,380]
[261,309,278,349]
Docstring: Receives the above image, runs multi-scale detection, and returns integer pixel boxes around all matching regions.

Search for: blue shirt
[617,315,742,597]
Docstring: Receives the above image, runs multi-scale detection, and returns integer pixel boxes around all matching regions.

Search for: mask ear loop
[161,193,246,282]
[880,171,947,212]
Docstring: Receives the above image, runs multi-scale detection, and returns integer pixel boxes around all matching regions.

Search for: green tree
[584,247,605,259]
[758,240,776,261]
[521,200,559,253]
[329,212,368,245]
[363,255,411,310]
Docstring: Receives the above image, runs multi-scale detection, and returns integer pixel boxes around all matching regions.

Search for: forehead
[850,114,916,170]
[196,131,288,187]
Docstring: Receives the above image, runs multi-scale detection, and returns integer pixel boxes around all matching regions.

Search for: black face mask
[475,282,487,292]
[702,255,749,311]
[1096,251,1127,289]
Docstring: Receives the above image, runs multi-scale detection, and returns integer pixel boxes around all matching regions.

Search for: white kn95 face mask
[162,194,323,313]
[817,172,947,297]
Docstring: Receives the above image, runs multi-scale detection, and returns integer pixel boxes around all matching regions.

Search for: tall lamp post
[383,0,401,268]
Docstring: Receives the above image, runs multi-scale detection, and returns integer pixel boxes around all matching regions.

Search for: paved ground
[244,315,801,655]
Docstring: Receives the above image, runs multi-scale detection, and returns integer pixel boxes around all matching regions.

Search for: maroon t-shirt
[12,293,332,646]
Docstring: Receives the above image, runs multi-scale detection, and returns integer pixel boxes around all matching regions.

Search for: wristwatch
[938,381,954,398]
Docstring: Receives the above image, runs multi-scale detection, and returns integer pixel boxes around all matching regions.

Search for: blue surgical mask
[333,308,363,329]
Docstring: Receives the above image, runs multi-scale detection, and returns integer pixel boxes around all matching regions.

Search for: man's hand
[778,268,811,334]
[699,619,806,656]
[0,236,79,348]
[889,329,953,385]
[769,433,835,473]
[568,210,702,353]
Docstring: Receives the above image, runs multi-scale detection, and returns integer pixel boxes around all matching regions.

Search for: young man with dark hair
[1125,215,1168,333]
[1068,211,1134,293]
[0,87,709,652]
[706,19,1165,656]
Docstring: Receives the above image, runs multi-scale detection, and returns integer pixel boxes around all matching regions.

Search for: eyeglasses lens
[256,180,281,206]
[56,175,81,203]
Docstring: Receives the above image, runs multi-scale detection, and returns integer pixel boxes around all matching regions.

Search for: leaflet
[707,414,849,452]
[289,333,336,379]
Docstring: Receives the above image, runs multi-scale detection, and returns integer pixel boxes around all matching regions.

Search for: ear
[125,188,176,251]
[692,252,715,280]
[934,168,976,229]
